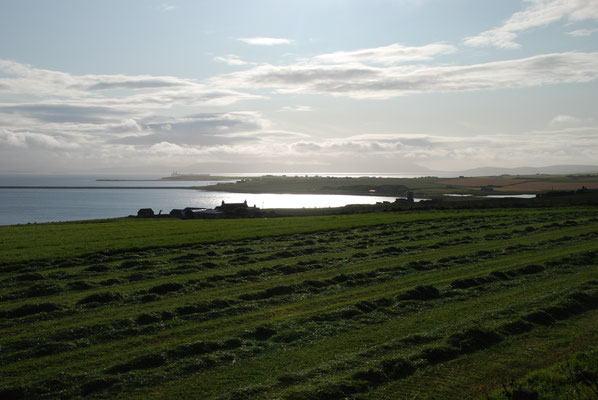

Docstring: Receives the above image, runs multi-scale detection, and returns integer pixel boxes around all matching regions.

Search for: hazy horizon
[1,0,598,173]
[2,164,598,178]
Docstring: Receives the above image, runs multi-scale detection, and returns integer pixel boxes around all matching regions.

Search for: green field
[1,208,598,399]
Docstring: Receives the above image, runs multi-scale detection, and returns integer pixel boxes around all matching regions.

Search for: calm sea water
[0,174,406,226]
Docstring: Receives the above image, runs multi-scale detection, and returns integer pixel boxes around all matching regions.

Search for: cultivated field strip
[0,208,597,399]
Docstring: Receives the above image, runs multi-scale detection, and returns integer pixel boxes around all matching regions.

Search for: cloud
[280,105,312,112]
[3,120,598,173]
[157,3,177,12]
[112,110,306,149]
[0,58,270,170]
[314,42,456,65]
[464,0,598,49]
[0,128,79,150]
[0,128,27,148]
[218,130,309,140]
[25,132,80,150]
[0,59,257,106]
[548,114,595,127]
[550,114,581,125]
[567,27,598,36]
[286,129,598,171]
[238,37,293,46]
[212,51,598,99]
[290,134,434,156]
[0,104,132,124]
[149,142,204,155]
[0,59,272,171]
[2,32,597,173]
[213,54,253,66]
[85,78,189,91]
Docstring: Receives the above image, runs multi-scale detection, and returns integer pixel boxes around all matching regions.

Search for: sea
[0,173,426,226]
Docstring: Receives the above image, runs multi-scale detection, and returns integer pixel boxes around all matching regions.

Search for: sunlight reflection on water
[189,191,399,209]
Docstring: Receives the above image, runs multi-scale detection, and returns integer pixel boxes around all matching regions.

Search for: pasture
[1,207,597,399]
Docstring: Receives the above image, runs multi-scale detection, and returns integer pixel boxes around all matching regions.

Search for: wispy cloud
[0,103,132,124]
[548,114,595,127]
[213,54,253,66]
[0,59,260,107]
[550,114,581,125]
[238,37,293,46]
[314,42,456,65]
[288,129,598,170]
[280,105,312,112]
[464,0,598,49]
[157,3,177,12]
[567,27,598,36]
[212,51,598,99]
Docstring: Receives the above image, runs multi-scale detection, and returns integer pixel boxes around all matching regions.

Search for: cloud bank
[2,28,598,173]
[212,51,598,99]
[0,59,258,106]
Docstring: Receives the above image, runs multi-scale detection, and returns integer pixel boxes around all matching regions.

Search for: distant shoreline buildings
[137,200,260,219]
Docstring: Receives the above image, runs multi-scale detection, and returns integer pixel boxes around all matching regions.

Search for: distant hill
[452,165,598,177]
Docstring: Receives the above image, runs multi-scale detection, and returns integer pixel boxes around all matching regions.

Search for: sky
[1,0,598,174]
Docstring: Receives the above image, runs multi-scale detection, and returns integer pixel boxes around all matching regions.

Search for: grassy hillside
[1,208,597,399]
[200,176,446,196]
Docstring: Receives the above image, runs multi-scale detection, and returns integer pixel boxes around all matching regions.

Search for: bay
[0,174,400,226]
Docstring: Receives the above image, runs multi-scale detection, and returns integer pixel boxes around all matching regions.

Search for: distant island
[91,170,598,199]
[194,173,598,198]
[98,173,239,182]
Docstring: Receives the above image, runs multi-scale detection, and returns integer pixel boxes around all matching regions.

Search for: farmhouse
[216,200,249,211]
[144,201,260,220]
[215,200,260,217]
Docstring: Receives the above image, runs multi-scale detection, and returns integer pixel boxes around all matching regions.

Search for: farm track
[1,208,597,399]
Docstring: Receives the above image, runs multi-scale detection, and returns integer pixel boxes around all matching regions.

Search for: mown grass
[0,210,472,263]
[1,206,597,399]
[1,207,592,263]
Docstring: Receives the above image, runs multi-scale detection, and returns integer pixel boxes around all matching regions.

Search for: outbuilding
[137,208,155,217]
[182,208,206,219]
[169,209,184,218]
